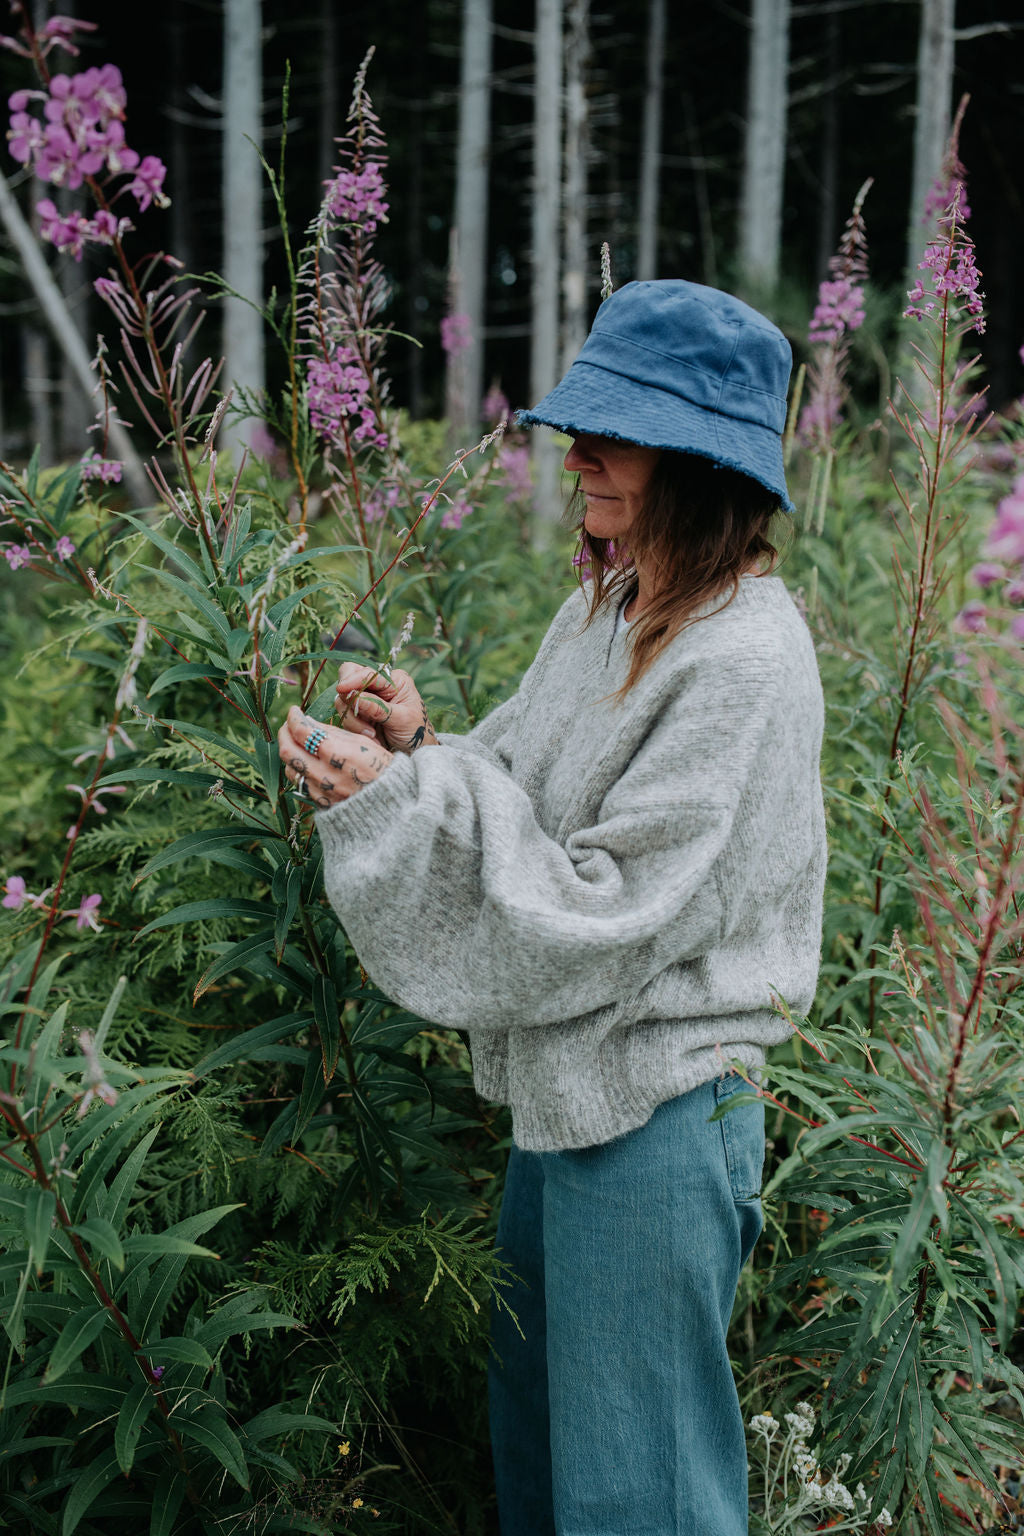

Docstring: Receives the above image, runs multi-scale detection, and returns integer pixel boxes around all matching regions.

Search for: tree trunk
[815,7,841,282]
[561,0,589,373]
[318,0,339,191]
[738,0,790,294]
[221,0,265,457]
[0,170,151,502]
[167,0,194,276]
[907,0,955,268]
[530,0,564,523]
[450,0,493,435]
[636,0,666,282]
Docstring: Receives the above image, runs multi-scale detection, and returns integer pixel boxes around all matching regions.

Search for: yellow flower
[352,1497,364,1509]
[338,1441,350,1457]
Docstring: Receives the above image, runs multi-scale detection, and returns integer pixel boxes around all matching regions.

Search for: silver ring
[295,772,308,798]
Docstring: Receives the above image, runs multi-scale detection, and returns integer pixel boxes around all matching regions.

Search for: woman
[278,279,826,1535]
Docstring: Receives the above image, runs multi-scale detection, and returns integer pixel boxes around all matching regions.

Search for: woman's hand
[334,662,439,755]
[277,707,394,809]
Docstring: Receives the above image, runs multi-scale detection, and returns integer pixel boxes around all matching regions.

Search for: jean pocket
[714,1073,765,1204]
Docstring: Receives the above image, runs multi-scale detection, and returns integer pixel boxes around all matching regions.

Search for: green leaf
[142,563,233,640]
[178,1409,249,1489]
[24,1186,57,1277]
[118,511,210,589]
[71,1218,124,1271]
[122,1234,220,1259]
[135,897,274,942]
[135,825,281,882]
[43,1307,109,1385]
[146,661,229,697]
[75,1123,160,1230]
[143,1335,213,1369]
[312,972,340,1081]
[96,765,263,796]
[61,1447,124,1536]
[243,1408,338,1442]
[149,1472,186,1536]
[193,929,278,998]
[954,1197,1017,1348]
[115,1380,153,1474]
[192,1012,312,1076]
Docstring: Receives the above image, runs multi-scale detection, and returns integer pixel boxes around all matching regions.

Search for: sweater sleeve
[314,649,787,1032]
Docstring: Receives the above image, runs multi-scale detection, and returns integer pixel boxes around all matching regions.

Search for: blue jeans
[488,1074,764,1536]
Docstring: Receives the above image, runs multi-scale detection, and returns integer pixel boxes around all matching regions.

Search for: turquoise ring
[303,728,327,757]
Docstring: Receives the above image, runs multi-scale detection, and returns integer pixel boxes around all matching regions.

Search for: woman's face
[563,433,661,542]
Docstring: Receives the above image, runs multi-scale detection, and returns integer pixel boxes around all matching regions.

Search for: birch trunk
[450,0,493,434]
[738,0,790,293]
[561,0,589,374]
[0,170,150,502]
[221,0,265,456]
[907,0,955,269]
[530,0,564,523]
[636,0,666,282]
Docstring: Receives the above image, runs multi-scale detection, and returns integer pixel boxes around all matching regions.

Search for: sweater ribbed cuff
[313,750,420,855]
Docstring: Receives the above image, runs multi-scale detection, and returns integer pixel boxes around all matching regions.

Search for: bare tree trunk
[530,0,564,523]
[221,0,265,456]
[738,0,790,293]
[636,0,665,281]
[450,0,492,435]
[167,0,194,275]
[907,0,955,267]
[318,0,339,190]
[0,170,150,501]
[815,7,841,281]
[561,0,590,373]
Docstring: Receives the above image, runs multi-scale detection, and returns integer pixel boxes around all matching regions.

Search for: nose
[563,433,601,473]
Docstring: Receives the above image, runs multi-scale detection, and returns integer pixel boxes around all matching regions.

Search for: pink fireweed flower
[808,276,866,344]
[440,494,472,531]
[441,312,472,358]
[497,443,532,503]
[1011,613,1024,642]
[127,153,168,211]
[954,599,987,635]
[4,544,32,570]
[482,384,511,425]
[970,561,1005,589]
[323,161,388,232]
[904,187,985,335]
[984,475,1024,568]
[66,783,126,815]
[79,450,122,484]
[69,893,103,932]
[307,347,387,452]
[3,876,52,910]
[76,1026,117,1114]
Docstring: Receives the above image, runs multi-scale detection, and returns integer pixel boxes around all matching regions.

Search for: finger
[336,689,392,725]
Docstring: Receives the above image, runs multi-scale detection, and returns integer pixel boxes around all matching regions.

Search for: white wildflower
[748,1412,778,1441]
[876,1510,893,1529]
[822,1477,855,1511]
[388,610,415,664]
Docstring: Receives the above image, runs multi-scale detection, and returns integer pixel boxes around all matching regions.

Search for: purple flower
[4,544,32,570]
[1005,578,1024,605]
[127,153,168,211]
[482,384,510,425]
[3,875,50,909]
[497,443,532,503]
[809,276,866,344]
[984,476,1024,568]
[954,599,987,635]
[969,561,1004,589]
[55,535,76,562]
[440,494,472,531]
[69,892,102,932]
[80,450,123,484]
[323,162,388,232]
[306,347,386,452]
[441,312,472,358]
[904,188,985,335]
[1011,613,1024,642]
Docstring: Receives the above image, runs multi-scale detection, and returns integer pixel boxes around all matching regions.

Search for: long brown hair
[570,449,787,696]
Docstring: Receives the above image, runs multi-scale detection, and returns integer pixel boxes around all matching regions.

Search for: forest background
[2,2,1024,1535]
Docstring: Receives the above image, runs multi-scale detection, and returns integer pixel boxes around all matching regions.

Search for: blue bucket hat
[518,279,795,512]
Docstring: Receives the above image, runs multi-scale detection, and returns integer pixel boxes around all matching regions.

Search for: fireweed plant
[0,8,543,1534]
[743,116,1024,1533]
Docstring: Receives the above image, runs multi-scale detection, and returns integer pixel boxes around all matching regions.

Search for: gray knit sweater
[315,574,826,1152]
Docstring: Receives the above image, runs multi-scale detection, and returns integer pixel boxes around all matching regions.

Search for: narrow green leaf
[71,1219,124,1271]
[243,1408,338,1442]
[192,1012,311,1077]
[118,511,209,588]
[312,972,341,1082]
[43,1307,109,1385]
[178,1410,249,1489]
[61,1447,124,1536]
[196,1308,296,1351]
[115,1380,153,1474]
[149,1472,186,1536]
[122,1234,220,1259]
[135,825,280,883]
[24,1186,57,1277]
[954,1197,1016,1349]
[193,929,278,999]
[76,1124,160,1230]
[135,897,273,942]
[143,1335,213,1369]
[146,660,229,697]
